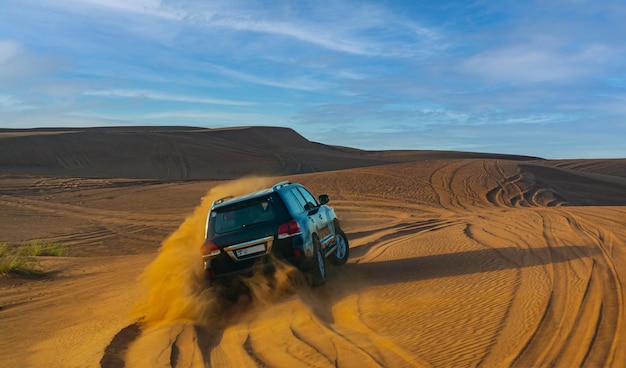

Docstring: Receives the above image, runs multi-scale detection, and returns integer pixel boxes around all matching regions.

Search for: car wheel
[328,230,349,266]
[309,236,327,287]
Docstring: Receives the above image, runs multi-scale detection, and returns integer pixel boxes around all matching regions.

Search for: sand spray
[132,177,302,329]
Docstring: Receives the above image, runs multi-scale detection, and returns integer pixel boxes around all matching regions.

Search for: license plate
[236,244,265,257]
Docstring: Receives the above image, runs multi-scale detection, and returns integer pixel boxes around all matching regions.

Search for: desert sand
[1,127,625,367]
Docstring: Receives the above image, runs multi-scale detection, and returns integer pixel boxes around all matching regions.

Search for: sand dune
[0,126,538,180]
[546,159,626,178]
[1,128,625,367]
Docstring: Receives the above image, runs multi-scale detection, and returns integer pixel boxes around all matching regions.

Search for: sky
[1,0,625,159]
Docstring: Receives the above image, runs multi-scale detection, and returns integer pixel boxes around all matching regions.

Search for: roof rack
[272,181,291,191]
[212,195,234,207]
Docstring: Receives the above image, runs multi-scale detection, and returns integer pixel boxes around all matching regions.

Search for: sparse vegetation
[0,242,8,257]
[16,240,66,257]
[0,255,43,276]
[0,240,66,276]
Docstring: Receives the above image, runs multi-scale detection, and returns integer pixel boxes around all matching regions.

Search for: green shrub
[0,243,8,257]
[0,240,66,277]
[0,254,43,276]
[16,240,66,257]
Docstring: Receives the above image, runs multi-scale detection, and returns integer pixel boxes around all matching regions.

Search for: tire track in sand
[0,194,179,247]
[511,210,621,367]
[562,211,623,366]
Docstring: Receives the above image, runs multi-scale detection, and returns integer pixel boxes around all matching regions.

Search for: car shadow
[307,244,596,324]
[100,323,142,368]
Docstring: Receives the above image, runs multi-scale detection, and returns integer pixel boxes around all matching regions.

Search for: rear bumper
[205,236,309,279]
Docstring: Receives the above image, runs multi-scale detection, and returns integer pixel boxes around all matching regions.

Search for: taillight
[200,241,221,257]
[278,220,302,239]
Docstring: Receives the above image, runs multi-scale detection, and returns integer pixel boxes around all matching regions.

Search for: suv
[201,181,349,286]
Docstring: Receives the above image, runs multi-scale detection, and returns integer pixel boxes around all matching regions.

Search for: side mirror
[318,194,330,205]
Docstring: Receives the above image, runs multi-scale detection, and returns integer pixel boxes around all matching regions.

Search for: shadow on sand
[303,244,596,324]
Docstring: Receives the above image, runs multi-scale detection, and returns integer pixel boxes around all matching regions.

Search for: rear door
[297,186,332,246]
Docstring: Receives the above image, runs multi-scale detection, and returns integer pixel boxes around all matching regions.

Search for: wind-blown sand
[1,127,625,367]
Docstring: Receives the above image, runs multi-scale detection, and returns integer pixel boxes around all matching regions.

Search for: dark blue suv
[201,181,349,286]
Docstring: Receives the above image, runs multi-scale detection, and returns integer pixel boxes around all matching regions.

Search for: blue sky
[1,0,625,158]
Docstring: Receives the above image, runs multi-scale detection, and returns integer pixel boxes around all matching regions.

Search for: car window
[297,187,318,210]
[283,190,305,214]
[213,198,276,233]
[290,188,309,210]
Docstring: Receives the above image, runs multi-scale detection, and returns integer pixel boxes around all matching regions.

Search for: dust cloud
[132,177,299,329]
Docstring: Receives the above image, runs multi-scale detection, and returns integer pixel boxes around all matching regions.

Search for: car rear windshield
[211,197,278,234]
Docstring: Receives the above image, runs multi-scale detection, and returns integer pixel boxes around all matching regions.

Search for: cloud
[308,114,625,159]
[204,63,332,91]
[0,39,69,91]
[0,94,33,112]
[53,0,442,57]
[83,89,256,106]
[461,40,611,84]
[0,40,21,63]
[204,16,375,56]
[57,0,183,20]
[198,12,442,58]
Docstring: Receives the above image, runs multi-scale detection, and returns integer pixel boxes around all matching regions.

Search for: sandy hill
[0,126,538,180]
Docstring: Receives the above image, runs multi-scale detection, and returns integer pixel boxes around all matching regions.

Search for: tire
[328,230,349,266]
[309,236,327,287]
